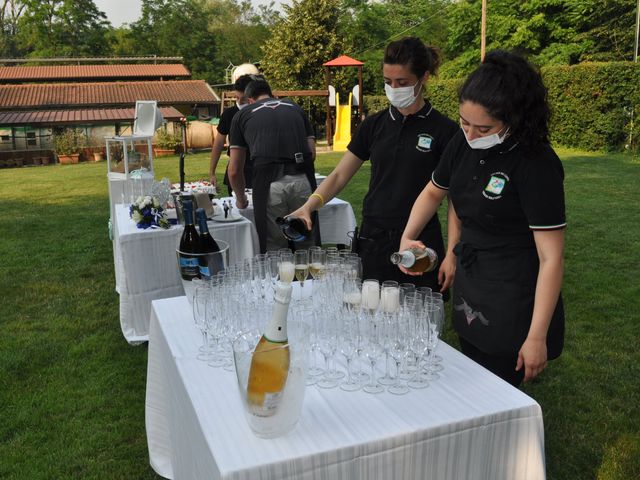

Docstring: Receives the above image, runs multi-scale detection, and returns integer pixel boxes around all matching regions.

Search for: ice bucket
[176,239,229,303]
[232,320,310,438]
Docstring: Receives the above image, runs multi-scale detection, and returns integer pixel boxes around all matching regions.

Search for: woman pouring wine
[398,50,566,386]
[288,37,460,296]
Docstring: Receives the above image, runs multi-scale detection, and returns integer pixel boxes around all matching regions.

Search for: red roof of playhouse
[323,55,364,67]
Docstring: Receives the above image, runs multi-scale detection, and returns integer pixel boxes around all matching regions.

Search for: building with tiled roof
[0,63,220,166]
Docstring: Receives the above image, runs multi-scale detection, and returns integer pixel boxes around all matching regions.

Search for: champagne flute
[278,252,295,284]
[309,249,327,279]
[294,250,309,287]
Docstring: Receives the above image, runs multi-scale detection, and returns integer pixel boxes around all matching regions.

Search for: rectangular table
[112,204,258,344]
[146,296,546,480]
[223,196,357,246]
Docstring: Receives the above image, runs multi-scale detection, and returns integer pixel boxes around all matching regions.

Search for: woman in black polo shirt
[400,50,566,386]
[289,37,459,294]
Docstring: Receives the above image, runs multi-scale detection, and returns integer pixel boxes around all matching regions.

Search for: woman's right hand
[287,204,313,231]
[397,237,426,276]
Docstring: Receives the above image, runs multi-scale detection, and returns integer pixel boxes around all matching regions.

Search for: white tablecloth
[223,196,357,246]
[113,204,258,344]
[146,296,546,480]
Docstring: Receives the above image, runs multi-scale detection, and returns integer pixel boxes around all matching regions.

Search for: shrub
[154,129,181,150]
[364,62,640,152]
[53,129,87,155]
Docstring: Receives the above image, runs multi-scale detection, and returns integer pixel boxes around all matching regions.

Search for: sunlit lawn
[0,148,638,479]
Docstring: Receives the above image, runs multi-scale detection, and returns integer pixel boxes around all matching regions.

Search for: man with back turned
[228,76,320,252]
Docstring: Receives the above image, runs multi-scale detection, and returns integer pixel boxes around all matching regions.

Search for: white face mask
[462,125,509,150]
[384,81,421,109]
[236,101,247,110]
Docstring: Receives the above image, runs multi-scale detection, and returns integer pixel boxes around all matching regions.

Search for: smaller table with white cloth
[112,204,258,344]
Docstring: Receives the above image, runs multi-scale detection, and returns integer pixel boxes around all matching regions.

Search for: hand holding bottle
[286,205,313,232]
[396,238,428,276]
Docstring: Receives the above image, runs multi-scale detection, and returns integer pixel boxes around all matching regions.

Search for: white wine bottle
[390,247,438,273]
[247,283,292,417]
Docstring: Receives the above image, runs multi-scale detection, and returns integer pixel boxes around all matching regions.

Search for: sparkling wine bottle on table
[390,247,438,273]
[247,283,292,417]
[178,199,202,280]
[195,207,223,277]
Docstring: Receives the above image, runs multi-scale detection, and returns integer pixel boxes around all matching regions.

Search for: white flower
[152,197,160,208]
[132,211,143,223]
[143,196,152,207]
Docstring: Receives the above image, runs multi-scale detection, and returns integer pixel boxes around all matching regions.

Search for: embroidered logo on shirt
[482,172,510,200]
[416,134,433,152]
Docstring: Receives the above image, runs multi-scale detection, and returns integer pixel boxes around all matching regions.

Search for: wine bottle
[196,207,223,277]
[275,216,310,242]
[178,199,201,281]
[390,247,438,273]
[247,283,292,417]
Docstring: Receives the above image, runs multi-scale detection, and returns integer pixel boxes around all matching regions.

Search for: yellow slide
[332,92,352,151]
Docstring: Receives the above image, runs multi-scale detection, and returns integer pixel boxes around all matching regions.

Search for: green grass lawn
[0,149,638,479]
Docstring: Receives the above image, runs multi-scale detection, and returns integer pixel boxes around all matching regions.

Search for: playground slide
[332,92,352,151]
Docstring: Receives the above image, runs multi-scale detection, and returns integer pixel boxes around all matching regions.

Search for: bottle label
[179,255,200,278]
[199,265,211,277]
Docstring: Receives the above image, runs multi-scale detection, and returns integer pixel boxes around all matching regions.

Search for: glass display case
[106,135,154,175]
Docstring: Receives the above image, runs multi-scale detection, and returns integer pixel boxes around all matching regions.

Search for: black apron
[251,160,320,253]
[451,229,564,358]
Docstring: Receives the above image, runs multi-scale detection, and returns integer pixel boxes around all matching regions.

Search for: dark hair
[459,50,551,147]
[234,74,253,93]
[383,37,441,77]
[244,75,272,99]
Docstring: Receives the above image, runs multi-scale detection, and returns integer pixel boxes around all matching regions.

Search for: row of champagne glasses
[188,249,445,395]
[306,277,445,394]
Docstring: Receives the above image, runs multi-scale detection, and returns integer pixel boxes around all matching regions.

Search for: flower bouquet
[129,195,170,229]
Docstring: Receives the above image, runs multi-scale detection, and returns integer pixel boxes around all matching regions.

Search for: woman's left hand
[516,338,548,382]
[437,253,456,292]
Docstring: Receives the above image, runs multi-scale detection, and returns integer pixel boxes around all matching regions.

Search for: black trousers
[458,336,525,387]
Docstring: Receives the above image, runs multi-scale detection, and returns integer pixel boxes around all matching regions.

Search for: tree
[0,0,26,57]
[206,0,277,82]
[441,0,639,77]
[261,0,345,91]
[128,0,218,81]
[17,0,110,57]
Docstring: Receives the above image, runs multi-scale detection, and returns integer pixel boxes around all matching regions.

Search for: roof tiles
[0,64,191,81]
[0,106,185,126]
[0,80,218,109]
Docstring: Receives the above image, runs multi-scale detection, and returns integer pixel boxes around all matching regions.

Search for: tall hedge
[364,62,640,152]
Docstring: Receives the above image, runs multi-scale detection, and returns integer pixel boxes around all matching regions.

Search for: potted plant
[53,129,87,164]
[154,129,181,156]
[89,136,105,162]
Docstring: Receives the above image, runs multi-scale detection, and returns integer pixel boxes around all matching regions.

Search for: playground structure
[215,55,365,150]
[332,92,352,151]
[323,55,364,148]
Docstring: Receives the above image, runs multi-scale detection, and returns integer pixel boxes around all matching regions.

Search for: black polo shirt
[229,97,314,167]
[217,105,253,188]
[348,101,458,230]
[432,130,566,248]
